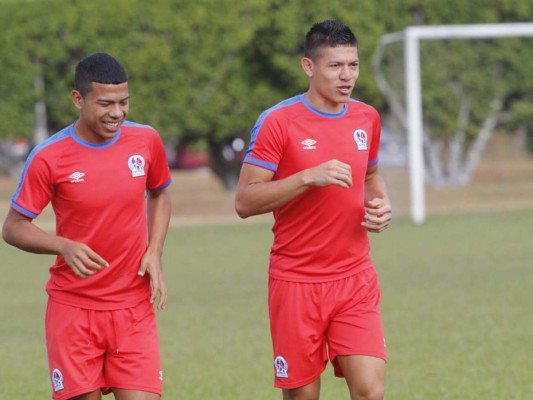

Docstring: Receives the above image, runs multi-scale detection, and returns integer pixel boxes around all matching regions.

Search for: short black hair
[304,20,358,60]
[74,53,128,97]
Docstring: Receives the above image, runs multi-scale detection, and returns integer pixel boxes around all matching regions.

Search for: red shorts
[45,298,162,400]
[268,267,386,389]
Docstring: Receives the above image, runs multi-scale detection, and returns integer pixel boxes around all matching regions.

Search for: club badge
[274,355,289,378]
[52,368,65,392]
[354,129,368,151]
[128,155,146,177]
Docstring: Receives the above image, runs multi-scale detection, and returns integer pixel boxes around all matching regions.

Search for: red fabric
[12,121,171,309]
[45,299,162,399]
[268,268,386,389]
[245,95,381,281]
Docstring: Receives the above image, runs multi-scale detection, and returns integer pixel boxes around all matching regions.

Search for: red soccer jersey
[244,95,381,282]
[11,121,171,310]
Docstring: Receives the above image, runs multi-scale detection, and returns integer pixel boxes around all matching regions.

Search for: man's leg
[112,388,160,400]
[270,279,328,397]
[336,355,385,400]
[282,378,321,400]
[105,302,162,399]
[69,389,102,400]
[46,301,106,400]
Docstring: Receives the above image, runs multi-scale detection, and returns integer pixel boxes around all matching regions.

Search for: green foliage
[417,37,532,143]
[377,0,533,161]
[1,210,532,398]
[0,0,531,147]
[0,4,38,139]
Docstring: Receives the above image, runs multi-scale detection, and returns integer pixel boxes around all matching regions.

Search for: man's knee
[349,381,385,400]
[338,355,385,400]
[283,390,320,400]
[282,379,320,400]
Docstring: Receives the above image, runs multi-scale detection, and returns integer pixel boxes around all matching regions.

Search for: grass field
[1,210,532,399]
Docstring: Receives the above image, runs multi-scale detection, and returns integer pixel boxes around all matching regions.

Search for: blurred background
[0,0,532,224]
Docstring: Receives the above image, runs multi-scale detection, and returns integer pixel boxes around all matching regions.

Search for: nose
[109,103,125,118]
[339,65,352,81]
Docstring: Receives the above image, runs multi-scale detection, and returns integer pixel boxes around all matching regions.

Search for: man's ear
[71,90,83,110]
[301,57,314,78]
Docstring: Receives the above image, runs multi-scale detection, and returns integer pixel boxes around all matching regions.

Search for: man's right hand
[302,159,352,188]
[60,239,109,278]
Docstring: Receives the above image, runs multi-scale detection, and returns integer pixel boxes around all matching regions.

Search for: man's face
[302,45,359,113]
[71,82,129,143]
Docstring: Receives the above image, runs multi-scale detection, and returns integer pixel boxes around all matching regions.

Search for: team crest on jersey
[274,356,289,378]
[128,155,145,177]
[353,129,368,151]
[301,138,317,150]
[51,368,65,392]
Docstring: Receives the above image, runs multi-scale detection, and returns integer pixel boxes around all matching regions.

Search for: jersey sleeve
[146,129,171,191]
[243,111,285,172]
[11,150,54,219]
[368,108,382,167]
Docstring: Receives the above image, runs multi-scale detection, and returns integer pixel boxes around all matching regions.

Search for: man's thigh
[269,278,329,389]
[45,300,105,400]
[336,355,385,400]
[327,267,387,378]
[105,300,163,396]
[112,388,161,400]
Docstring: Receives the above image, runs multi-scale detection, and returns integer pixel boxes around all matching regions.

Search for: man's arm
[362,165,392,233]
[2,208,109,276]
[138,187,171,310]
[235,159,353,218]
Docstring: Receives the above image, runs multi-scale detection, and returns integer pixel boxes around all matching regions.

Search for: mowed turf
[0,210,531,399]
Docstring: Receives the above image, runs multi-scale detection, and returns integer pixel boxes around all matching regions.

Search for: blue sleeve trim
[11,126,73,208]
[368,158,378,167]
[10,202,38,219]
[243,156,278,172]
[122,120,154,129]
[247,95,302,156]
[149,179,171,192]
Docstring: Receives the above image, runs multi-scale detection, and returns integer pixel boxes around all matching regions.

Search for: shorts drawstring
[87,310,94,347]
[112,310,120,355]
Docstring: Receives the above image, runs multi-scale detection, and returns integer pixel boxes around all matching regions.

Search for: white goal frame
[377,23,533,224]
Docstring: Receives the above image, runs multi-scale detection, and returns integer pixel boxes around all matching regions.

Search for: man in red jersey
[2,53,171,400]
[235,20,392,400]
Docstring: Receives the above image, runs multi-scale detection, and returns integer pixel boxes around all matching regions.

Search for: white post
[400,23,533,224]
[404,28,425,224]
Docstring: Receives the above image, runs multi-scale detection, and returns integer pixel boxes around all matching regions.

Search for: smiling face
[71,82,129,144]
[301,45,359,114]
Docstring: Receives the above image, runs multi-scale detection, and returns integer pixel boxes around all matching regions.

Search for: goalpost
[376,22,533,224]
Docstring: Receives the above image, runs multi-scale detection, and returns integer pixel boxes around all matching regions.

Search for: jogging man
[235,20,392,400]
[2,53,171,400]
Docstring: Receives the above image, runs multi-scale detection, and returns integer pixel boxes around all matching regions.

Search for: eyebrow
[97,96,130,103]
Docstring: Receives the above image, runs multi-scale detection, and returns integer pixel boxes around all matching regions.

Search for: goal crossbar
[383,23,533,223]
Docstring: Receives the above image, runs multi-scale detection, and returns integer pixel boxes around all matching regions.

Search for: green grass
[1,211,532,399]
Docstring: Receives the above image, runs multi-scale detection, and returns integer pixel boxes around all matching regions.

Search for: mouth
[337,85,352,95]
[103,121,121,131]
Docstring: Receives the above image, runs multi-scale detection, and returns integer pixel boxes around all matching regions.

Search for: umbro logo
[68,172,85,183]
[301,138,317,150]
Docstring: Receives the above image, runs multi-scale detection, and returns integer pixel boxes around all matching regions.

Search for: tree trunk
[456,98,504,185]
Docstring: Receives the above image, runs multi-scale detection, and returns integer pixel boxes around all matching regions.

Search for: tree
[0,0,390,185]
[373,0,533,186]
[0,0,272,187]
[1,0,530,188]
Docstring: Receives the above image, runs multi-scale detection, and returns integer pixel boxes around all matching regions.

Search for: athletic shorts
[45,298,162,400]
[268,267,386,389]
